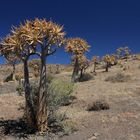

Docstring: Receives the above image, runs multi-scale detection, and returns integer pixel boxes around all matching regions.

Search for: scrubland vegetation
[0,18,139,140]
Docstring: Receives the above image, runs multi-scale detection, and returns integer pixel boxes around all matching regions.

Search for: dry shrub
[3,73,14,82]
[46,74,54,84]
[87,100,110,111]
[105,73,131,83]
[78,73,94,82]
[61,120,78,135]
[48,114,77,136]
[15,72,24,81]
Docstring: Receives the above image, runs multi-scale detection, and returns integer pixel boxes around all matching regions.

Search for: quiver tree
[0,18,65,132]
[56,64,60,74]
[123,47,131,60]
[28,59,41,78]
[21,18,65,131]
[65,38,90,82]
[116,47,124,59]
[0,49,20,81]
[0,26,38,129]
[116,46,131,60]
[103,54,116,72]
[77,54,89,79]
[103,55,112,72]
[92,56,99,73]
[110,54,117,65]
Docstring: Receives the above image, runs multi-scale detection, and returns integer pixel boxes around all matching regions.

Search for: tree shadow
[0,118,36,139]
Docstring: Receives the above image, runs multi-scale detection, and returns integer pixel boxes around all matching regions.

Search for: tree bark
[37,50,48,132]
[105,62,109,72]
[23,59,37,130]
[79,69,83,79]
[71,57,79,82]
[12,63,16,80]
[93,62,96,73]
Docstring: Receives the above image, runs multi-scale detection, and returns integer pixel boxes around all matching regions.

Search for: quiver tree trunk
[23,59,37,130]
[79,68,83,79]
[71,57,79,82]
[105,62,109,72]
[37,51,48,132]
[11,63,16,80]
[93,62,96,73]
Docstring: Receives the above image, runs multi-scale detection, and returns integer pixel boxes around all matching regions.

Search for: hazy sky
[0,0,140,64]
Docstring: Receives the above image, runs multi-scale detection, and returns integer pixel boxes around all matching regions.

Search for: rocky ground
[0,59,140,140]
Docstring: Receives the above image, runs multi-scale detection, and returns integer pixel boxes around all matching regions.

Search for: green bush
[47,79,74,112]
[61,120,78,135]
[46,74,54,84]
[17,77,74,134]
[105,73,131,83]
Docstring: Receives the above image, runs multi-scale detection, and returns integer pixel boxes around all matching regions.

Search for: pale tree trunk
[79,68,83,79]
[71,57,79,82]
[12,63,16,80]
[23,59,37,130]
[37,50,48,132]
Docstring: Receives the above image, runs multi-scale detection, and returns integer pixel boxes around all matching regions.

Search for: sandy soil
[0,59,140,140]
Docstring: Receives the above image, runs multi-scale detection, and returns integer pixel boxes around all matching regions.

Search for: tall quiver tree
[116,47,124,59]
[0,25,38,129]
[65,38,90,82]
[124,46,131,61]
[103,54,116,72]
[0,19,65,132]
[78,54,89,79]
[103,55,111,72]
[0,48,20,81]
[24,19,65,131]
[92,56,99,73]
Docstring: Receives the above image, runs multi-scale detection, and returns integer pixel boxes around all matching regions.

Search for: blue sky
[0,0,140,64]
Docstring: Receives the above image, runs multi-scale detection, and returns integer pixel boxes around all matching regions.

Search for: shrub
[105,73,131,83]
[16,84,24,95]
[15,72,24,85]
[87,100,110,111]
[16,77,74,134]
[46,74,54,84]
[48,114,77,135]
[4,73,14,82]
[61,120,78,135]
[47,79,74,112]
[78,73,93,82]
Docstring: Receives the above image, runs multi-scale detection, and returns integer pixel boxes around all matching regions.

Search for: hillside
[0,58,140,140]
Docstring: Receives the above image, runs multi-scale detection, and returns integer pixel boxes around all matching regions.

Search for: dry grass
[0,59,140,140]
[105,73,131,83]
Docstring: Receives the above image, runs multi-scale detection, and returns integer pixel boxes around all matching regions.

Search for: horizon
[0,0,140,64]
